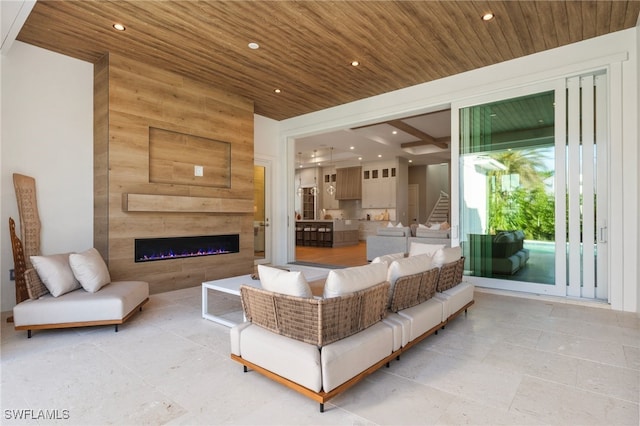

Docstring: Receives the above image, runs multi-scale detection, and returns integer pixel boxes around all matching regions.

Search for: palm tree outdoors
[486,147,555,239]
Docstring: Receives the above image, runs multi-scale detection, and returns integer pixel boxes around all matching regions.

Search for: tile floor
[1,286,638,425]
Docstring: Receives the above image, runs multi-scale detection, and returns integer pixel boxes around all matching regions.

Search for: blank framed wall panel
[149,127,231,188]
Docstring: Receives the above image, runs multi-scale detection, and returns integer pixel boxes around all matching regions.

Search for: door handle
[599,226,607,243]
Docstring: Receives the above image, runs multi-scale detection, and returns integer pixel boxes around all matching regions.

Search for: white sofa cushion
[323,262,387,298]
[382,313,411,349]
[371,252,404,265]
[432,246,462,267]
[435,282,475,320]
[30,253,80,297]
[321,322,393,392]
[69,248,111,293]
[409,242,445,257]
[258,265,312,298]
[239,323,323,392]
[397,298,445,341]
[12,280,149,327]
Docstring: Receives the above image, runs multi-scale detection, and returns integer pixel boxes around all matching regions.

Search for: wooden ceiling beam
[388,120,449,149]
[401,137,450,149]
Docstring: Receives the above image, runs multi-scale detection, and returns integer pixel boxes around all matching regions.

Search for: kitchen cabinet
[361,158,409,224]
[362,161,397,208]
[335,166,362,200]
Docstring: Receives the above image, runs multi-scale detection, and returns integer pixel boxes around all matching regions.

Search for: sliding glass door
[456,75,608,299]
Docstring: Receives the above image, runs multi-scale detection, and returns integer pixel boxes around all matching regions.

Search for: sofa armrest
[240,281,389,347]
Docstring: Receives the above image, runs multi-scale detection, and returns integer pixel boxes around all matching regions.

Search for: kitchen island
[295,219,359,247]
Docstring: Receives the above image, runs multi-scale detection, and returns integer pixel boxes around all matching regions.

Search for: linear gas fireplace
[134,234,239,263]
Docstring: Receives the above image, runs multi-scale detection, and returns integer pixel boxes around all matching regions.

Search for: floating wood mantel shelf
[122,193,253,214]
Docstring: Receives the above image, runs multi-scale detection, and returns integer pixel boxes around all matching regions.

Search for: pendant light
[310,150,318,196]
[296,152,304,196]
[326,147,336,196]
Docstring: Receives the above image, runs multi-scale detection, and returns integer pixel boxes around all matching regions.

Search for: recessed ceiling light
[358,157,363,161]
[377,154,382,158]
[408,160,413,163]
[113,23,126,31]
[248,42,260,49]
[350,146,355,150]
[482,12,494,21]
[351,60,359,67]
[392,130,398,135]
[274,88,281,93]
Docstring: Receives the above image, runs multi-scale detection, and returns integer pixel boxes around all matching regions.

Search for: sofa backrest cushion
[387,254,432,286]
[69,248,112,293]
[377,227,410,237]
[432,246,462,268]
[409,242,445,257]
[258,265,312,298]
[371,252,405,265]
[30,253,81,297]
[323,262,387,298]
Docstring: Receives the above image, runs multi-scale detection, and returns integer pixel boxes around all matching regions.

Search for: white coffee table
[202,265,329,327]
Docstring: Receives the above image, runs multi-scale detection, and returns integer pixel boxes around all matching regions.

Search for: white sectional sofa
[230,248,473,412]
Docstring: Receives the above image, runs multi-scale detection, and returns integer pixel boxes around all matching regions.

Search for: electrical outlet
[10,269,15,281]
[194,165,204,177]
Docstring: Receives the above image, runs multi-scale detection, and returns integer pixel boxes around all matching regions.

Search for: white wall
[278,28,639,313]
[1,41,93,311]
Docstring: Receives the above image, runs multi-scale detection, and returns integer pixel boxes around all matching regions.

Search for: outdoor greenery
[486,148,555,240]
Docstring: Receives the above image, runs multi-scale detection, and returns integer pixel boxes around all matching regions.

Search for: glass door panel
[460,91,557,287]
[458,76,608,300]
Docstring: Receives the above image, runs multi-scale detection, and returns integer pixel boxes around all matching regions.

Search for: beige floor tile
[2,285,639,425]
[511,375,639,425]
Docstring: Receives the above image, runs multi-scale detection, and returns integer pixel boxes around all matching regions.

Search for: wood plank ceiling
[17,1,640,121]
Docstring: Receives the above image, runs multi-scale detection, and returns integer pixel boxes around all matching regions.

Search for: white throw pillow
[30,253,81,297]
[387,254,433,287]
[428,223,441,230]
[372,252,405,265]
[69,248,112,293]
[323,262,387,298]
[258,265,312,298]
[386,221,394,227]
[395,222,404,228]
[409,242,446,257]
[432,246,462,267]
[418,223,428,229]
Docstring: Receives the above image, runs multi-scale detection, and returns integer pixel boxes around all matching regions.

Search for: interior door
[408,183,419,224]
[254,159,272,265]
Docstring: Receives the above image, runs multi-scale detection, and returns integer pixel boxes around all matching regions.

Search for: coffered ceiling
[16,0,640,122]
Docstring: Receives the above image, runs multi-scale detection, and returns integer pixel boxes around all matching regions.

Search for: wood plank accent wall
[94,53,255,294]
